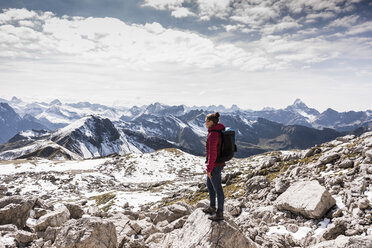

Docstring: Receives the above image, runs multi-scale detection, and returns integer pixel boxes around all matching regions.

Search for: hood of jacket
[208,123,225,132]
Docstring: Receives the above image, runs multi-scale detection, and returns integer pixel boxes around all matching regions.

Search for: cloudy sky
[0,0,371,111]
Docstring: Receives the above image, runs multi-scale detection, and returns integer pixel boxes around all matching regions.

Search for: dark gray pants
[206,166,224,211]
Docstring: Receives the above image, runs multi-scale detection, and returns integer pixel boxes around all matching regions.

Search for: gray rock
[275,179,290,194]
[225,200,242,217]
[358,198,370,210]
[0,196,36,228]
[245,176,270,194]
[319,153,340,165]
[0,224,17,232]
[107,213,132,247]
[87,205,107,218]
[15,230,37,244]
[162,209,258,248]
[168,202,192,217]
[0,185,7,196]
[43,226,61,243]
[260,156,279,169]
[151,202,192,225]
[322,218,346,240]
[33,208,48,219]
[310,235,372,248]
[141,222,160,240]
[145,233,165,247]
[274,180,336,219]
[350,178,366,196]
[286,224,299,233]
[196,199,209,209]
[338,159,354,169]
[288,167,301,178]
[64,203,84,219]
[359,164,372,174]
[54,217,117,248]
[303,148,316,158]
[34,205,70,232]
[129,220,142,234]
[365,149,372,159]
[336,135,355,142]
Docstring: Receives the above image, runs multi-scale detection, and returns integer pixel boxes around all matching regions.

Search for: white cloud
[262,16,302,34]
[171,7,195,18]
[327,15,359,27]
[1,7,371,76]
[0,8,265,71]
[197,0,231,20]
[0,8,37,23]
[345,21,372,35]
[142,0,195,18]
[141,0,184,10]
[223,24,244,32]
[305,11,336,22]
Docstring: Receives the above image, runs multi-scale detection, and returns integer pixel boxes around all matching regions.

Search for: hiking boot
[202,206,216,215]
[208,210,224,221]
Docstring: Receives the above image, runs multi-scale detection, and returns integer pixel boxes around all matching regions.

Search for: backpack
[211,127,237,163]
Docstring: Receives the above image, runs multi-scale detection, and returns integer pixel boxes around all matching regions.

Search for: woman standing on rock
[203,112,225,221]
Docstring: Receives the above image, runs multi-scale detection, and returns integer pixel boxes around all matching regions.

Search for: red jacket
[206,123,226,173]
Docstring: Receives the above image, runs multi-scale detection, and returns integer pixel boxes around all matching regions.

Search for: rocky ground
[0,132,372,247]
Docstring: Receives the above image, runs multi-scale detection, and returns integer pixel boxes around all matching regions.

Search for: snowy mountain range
[0,97,371,160]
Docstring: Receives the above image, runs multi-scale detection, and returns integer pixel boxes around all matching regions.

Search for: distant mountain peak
[11,96,22,103]
[50,99,62,106]
[292,98,307,108]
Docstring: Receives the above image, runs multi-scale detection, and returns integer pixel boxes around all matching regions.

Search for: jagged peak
[51,115,107,137]
[49,99,62,106]
[11,96,22,103]
[291,98,308,108]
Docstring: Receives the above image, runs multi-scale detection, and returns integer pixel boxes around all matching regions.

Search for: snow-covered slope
[0,140,82,160]
[50,115,143,158]
[0,148,205,211]
[0,115,146,160]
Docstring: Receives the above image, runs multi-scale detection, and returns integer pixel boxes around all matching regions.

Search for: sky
[0,0,371,112]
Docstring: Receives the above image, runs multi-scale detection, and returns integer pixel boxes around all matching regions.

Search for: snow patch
[267,225,312,240]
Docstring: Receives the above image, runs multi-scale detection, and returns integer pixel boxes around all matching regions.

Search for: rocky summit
[0,132,372,247]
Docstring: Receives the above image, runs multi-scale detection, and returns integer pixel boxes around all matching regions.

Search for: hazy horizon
[0,1,371,112]
[1,95,371,113]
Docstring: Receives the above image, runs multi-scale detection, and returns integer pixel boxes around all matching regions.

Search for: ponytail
[206,112,220,124]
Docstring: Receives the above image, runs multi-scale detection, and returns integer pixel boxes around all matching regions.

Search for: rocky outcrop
[0,131,371,248]
[34,205,70,232]
[0,196,36,228]
[150,202,193,225]
[54,217,117,248]
[65,203,84,219]
[274,180,336,219]
[245,176,270,194]
[310,235,372,248]
[319,152,340,165]
[161,208,258,248]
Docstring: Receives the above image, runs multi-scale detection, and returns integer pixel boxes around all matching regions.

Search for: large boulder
[274,180,336,219]
[54,217,117,248]
[162,208,258,248]
[34,205,70,232]
[107,213,133,247]
[0,196,36,228]
[319,152,340,165]
[310,235,372,248]
[150,202,192,225]
[245,176,270,194]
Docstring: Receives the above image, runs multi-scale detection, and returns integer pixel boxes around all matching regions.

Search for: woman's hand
[207,171,212,179]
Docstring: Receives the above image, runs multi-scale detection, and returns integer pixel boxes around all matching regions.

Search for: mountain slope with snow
[0,115,145,160]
